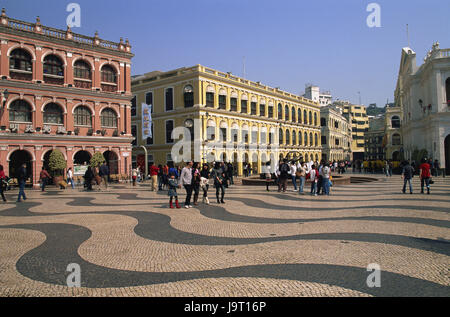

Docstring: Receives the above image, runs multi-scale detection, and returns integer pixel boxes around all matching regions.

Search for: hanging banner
[142,103,152,139]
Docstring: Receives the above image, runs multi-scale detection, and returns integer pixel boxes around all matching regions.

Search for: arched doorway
[74,150,91,165]
[445,134,450,175]
[103,151,119,175]
[392,151,400,161]
[232,152,238,175]
[9,150,32,182]
[251,153,258,174]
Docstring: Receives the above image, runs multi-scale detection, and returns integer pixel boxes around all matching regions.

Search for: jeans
[41,178,48,191]
[310,180,317,195]
[0,184,6,201]
[184,184,193,206]
[17,180,26,201]
[158,175,163,190]
[403,178,413,193]
[299,176,305,193]
[68,178,75,189]
[317,176,323,194]
[215,183,225,202]
[291,175,297,190]
[322,178,330,195]
[421,177,430,193]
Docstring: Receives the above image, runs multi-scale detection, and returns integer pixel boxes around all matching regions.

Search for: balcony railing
[44,75,64,85]
[74,79,92,89]
[10,70,32,81]
[101,83,118,92]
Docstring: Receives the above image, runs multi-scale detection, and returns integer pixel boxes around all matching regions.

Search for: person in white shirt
[67,167,75,189]
[290,162,297,191]
[180,161,194,208]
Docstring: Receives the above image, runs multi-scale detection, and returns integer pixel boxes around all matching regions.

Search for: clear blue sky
[2,0,450,107]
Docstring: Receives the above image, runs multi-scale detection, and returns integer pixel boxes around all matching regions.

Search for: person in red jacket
[419,158,431,194]
[0,165,7,202]
[39,167,51,192]
[149,163,159,191]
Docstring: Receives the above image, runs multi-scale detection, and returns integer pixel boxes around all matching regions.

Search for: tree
[90,152,105,168]
[48,149,67,176]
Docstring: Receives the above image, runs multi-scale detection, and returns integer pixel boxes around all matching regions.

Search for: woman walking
[211,162,226,204]
[264,161,272,192]
[0,165,7,202]
[83,166,94,191]
[192,162,201,206]
[310,164,318,196]
[67,167,75,189]
[200,163,210,204]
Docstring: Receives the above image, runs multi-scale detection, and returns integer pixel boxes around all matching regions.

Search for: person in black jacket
[16,163,27,202]
[84,166,94,191]
[401,160,414,194]
[99,162,110,190]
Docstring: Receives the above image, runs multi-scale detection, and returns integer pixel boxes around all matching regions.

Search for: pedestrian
[99,162,110,190]
[419,158,432,194]
[200,163,210,204]
[243,163,249,178]
[309,164,318,196]
[180,161,194,208]
[39,167,51,192]
[290,161,297,191]
[16,163,28,202]
[83,166,94,191]
[434,159,441,177]
[317,161,324,195]
[157,164,164,191]
[168,172,181,209]
[227,162,234,186]
[168,162,179,179]
[163,164,169,189]
[0,165,7,202]
[211,162,226,204]
[278,159,289,192]
[264,161,272,192]
[401,160,414,194]
[149,163,159,191]
[192,162,201,206]
[297,162,306,194]
[132,168,138,186]
[67,167,75,189]
[322,163,331,195]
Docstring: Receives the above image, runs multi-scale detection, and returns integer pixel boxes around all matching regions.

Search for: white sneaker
[205,197,210,205]
[185,205,190,209]
[188,205,193,208]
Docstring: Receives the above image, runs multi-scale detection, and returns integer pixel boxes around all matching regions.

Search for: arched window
[392,133,401,145]
[286,129,290,145]
[298,109,302,123]
[259,103,265,116]
[9,48,32,81]
[304,110,307,124]
[268,104,273,118]
[43,103,64,124]
[279,129,284,145]
[74,60,92,89]
[206,86,215,107]
[391,116,401,128]
[285,105,289,121]
[314,113,317,126]
[9,99,32,122]
[299,131,302,145]
[183,85,194,108]
[446,78,450,105]
[278,103,282,120]
[309,133,313,146]
[292,131,296,145]
[291,107,295,122]
[309,112,312,125]
[43,55,64,77]
[166,120,174,143]
[101,65,117,83]
[304,132,308,146]
[74,60,91,79]
[101,108,118,128]
[320,117,326,126]
[74,106,92,126]
[315,134,318,146]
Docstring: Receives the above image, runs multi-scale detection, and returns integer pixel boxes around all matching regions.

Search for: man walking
[401,160,414,194]
[39,167,51,192]
[17,163,27,202]
[419,158,432,194]
[278,159,289,192]
[322,163,331,195]
[149,163,159,191]
[290,161,297,192]
[99,162,110,190]
[180,161,194,208]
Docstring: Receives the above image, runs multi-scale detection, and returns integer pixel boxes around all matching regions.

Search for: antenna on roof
[242,56,246,79]
[406,24,411,48]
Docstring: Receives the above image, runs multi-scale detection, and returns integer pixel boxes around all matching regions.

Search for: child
[168,173,181,209]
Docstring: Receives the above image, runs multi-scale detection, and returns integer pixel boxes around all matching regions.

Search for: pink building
[0,10,134,187]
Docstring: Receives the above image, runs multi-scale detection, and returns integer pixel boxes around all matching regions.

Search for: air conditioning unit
[57,126,67,134]
[43,125,51,134]
[25,125,35,133]
[9,123,19,133]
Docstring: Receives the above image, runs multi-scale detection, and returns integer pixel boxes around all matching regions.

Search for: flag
[142,103,152,139]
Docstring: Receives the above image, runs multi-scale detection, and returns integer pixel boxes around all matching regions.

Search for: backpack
[280,163,289,175]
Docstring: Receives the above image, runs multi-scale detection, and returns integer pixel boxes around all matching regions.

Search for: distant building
[320,105,352,162]
[303,85,332,107]
[365,115,385,161]
[394,42,450,173]
[383,104,402,161]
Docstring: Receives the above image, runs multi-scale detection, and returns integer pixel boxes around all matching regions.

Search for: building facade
[394,43,450,173]
[383,104,402,161]
[303,85,332,107]
[336,101,369,161]
[0,11,134,187]
[320,105,352,162]
[131,65,321,176]
[365,115,385,161]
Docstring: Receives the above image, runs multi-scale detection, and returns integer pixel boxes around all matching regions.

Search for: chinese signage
[142,103,152,139]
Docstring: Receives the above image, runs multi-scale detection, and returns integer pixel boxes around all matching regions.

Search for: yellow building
[131,65,321,176]
[336,101,369,160]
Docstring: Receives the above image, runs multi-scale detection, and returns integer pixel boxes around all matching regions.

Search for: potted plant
[48,149,67,188]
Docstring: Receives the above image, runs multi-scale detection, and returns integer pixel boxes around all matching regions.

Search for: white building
[303,85,332,107]
[320,105,352,162]
[394,43,450,174]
